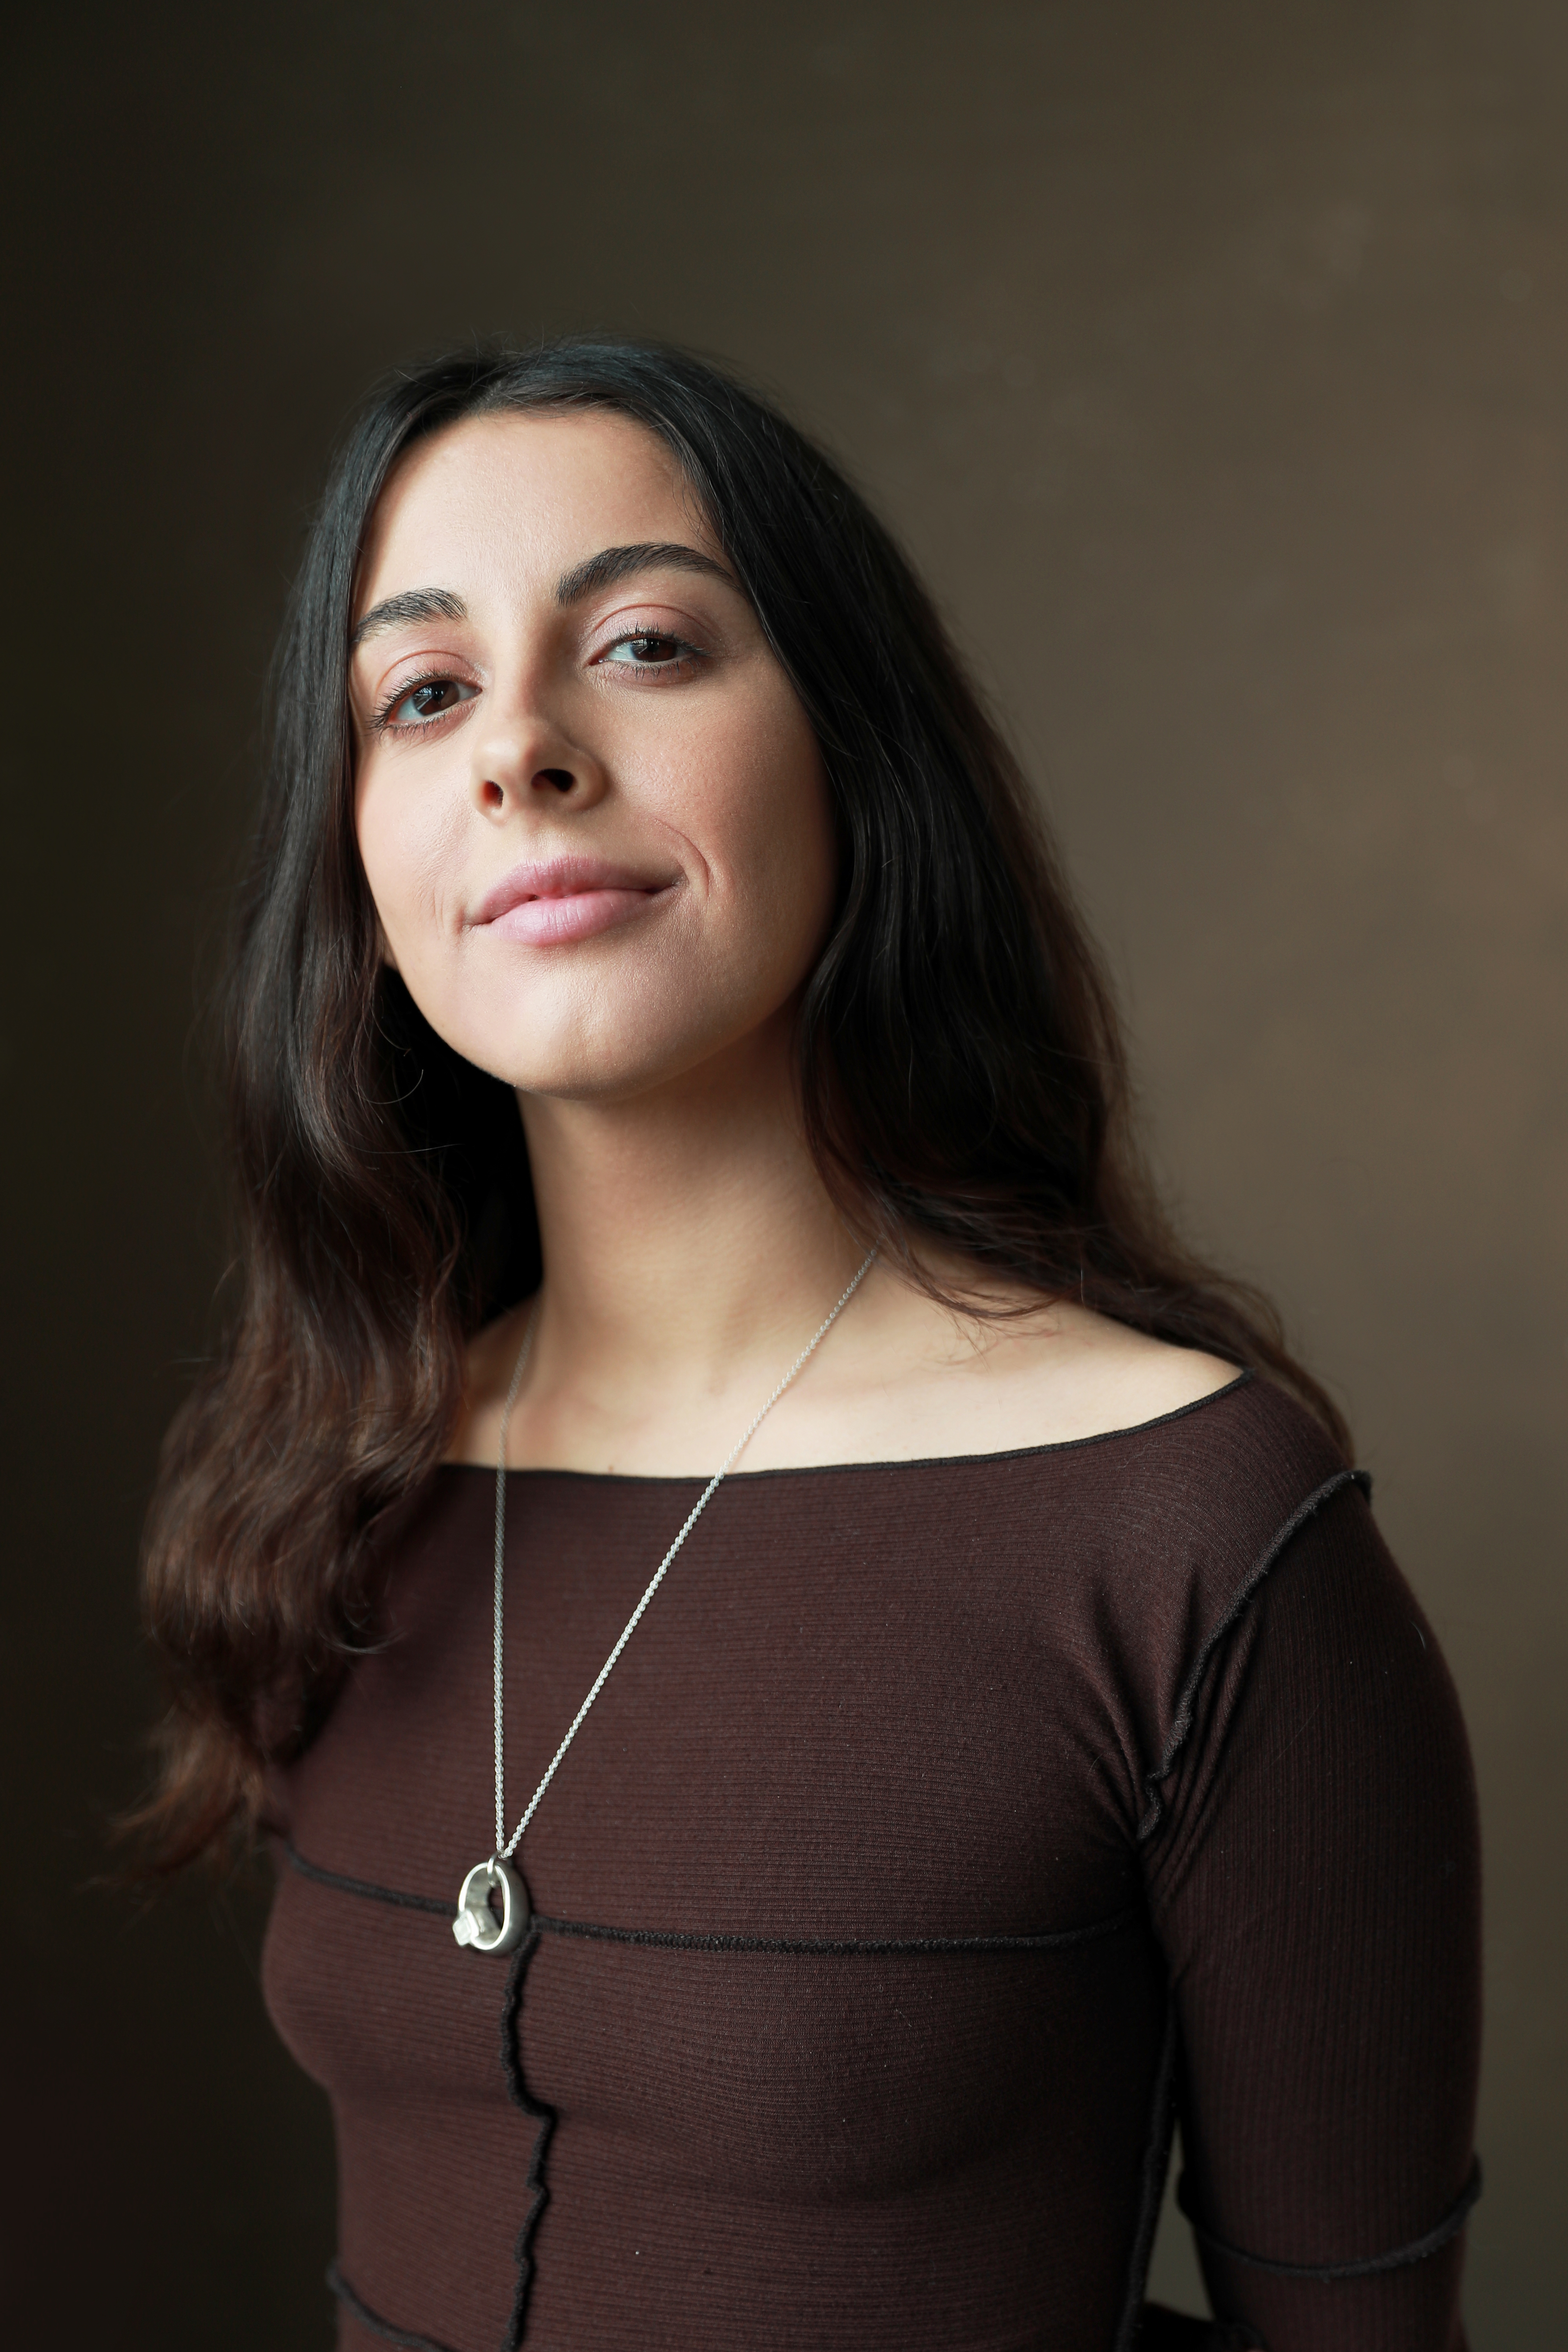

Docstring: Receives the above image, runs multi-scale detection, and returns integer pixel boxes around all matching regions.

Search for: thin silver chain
[490,1251,877,1861]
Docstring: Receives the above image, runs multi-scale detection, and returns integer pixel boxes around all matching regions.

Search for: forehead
[355,409,709,612]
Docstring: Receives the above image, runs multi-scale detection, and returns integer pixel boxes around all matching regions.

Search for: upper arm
[1146,1486,1481,2351]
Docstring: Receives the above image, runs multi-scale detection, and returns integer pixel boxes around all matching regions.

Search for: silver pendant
[452,1855,529,1955]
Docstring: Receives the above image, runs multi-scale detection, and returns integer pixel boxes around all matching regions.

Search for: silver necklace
[452,1252,877,1954]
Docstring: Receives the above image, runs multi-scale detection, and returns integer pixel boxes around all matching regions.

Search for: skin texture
[351,410,1236,1476]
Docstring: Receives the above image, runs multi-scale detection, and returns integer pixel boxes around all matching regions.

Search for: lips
[472,855,678,947]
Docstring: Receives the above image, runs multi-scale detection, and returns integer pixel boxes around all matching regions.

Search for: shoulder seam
[1136,1467,1370,1843]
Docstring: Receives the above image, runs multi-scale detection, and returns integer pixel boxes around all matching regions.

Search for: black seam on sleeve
[326,2260,461,2350]
[282,1841,1139,1953]
[1177,2156,1481,2280]
[1136,1468,1370,1842]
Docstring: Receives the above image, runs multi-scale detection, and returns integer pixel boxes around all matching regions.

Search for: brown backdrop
[3,4,1562,2342]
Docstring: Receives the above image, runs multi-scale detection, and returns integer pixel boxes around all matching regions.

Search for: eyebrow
[349,586,467,650]
[348,544,735,654]
[553,542,736,605]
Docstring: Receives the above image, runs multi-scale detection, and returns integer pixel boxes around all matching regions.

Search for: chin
[419,957,798,1104]
[458,1016,727,1106]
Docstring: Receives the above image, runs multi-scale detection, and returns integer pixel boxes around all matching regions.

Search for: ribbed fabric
[262,1377,1480,2352]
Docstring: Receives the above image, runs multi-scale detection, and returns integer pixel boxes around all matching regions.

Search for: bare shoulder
[744,1275,1247,1468]
[1007,1303,1241,1442]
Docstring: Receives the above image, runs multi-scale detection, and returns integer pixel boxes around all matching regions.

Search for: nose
[470,710,605,818]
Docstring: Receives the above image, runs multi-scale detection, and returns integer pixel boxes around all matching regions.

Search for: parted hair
[136,338,1347,1871]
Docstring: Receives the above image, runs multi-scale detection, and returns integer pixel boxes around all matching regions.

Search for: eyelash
[369,669,462,737]
[367,630,704,738]
[599,627,703,676]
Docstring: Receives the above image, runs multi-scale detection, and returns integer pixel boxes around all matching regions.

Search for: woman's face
[349,409,835,1103]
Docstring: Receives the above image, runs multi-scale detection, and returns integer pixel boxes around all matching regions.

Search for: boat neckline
[437,1368,1257,1484]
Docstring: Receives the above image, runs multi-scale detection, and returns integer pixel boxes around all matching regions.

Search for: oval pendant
[452,1855,529,1955]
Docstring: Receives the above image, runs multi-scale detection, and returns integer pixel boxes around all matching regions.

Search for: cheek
[700,704,836,972]
[353,762,467,958]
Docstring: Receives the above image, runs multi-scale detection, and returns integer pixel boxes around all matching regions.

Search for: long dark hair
[137,338,1347,1871]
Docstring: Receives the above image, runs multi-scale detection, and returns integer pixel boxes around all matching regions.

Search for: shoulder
[1015,1363,1368,1839]
[802,1278,1314,1470]
[963,1328,1361,1677]
[946,1295,1350,1503]
[999,1303,1244,1444]
[1041,1341,1356,1584]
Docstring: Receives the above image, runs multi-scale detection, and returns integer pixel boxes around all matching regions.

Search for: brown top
[262,1374,1480,2352]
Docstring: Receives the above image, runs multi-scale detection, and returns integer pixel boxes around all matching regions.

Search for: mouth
[472,855,680,947]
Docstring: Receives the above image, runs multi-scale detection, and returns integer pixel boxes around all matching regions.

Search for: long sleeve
[1146,1483,1482,2351]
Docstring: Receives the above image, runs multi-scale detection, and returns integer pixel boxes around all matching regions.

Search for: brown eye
[385,677,477,727]
[602,631,690,669]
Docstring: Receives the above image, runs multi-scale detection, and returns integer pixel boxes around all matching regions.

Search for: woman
[140,342,1480,2352]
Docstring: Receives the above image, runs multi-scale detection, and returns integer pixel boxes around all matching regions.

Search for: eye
[598,630,697,673]
[378,675,478,731]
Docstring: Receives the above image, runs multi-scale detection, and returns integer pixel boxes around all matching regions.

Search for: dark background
[2,3,1563,2343]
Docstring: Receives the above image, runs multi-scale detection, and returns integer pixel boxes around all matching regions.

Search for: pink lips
[473,856,677,947]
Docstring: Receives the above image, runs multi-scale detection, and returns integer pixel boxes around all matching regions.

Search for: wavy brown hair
[136,339,1347,1872]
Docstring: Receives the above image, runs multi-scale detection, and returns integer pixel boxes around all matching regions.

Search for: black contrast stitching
[284,1843,1138,1953]
[1177,2155,1481,2280]
[1137,1468,1372,1842]
[501,1927,555,2349]
[326,2259,460,2350]
[532,1907,1140,1954]
[287,1844,452,1915]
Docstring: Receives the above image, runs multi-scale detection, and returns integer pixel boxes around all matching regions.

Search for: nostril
[538,768,574,794]
[480,780,505,811]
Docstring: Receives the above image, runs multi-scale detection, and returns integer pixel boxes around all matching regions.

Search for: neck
[516,1014,864,1409]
